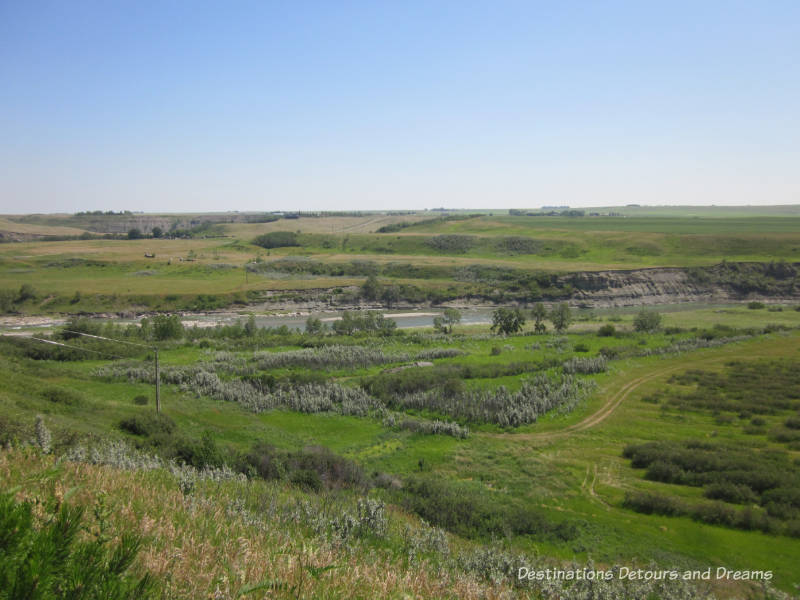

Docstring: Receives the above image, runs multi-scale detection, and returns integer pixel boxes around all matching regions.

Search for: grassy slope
[0,451,511,600]
[3,306,800,592]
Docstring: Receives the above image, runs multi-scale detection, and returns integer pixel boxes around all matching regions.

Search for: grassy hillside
[2,305,799,597]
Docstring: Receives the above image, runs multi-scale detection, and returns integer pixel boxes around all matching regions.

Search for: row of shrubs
[562,356,608,374]
[383,414,470,439]
[391,374,596,427]
[254,345,410,370]
[100,363,468,438]
[364,358,566,401]
[98,356,596,428]
[664,359,800,415]
[623,439,800,527]
[117,412,371,491]
[623,491,800,537]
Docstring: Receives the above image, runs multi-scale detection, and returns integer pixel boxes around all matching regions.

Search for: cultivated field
[2,209,800,315]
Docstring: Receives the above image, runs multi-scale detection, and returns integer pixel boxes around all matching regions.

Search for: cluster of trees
[75,210,133,216]
[0,283,38,311]
[490,303,572,335]
[330,311,397,335]
[360,274,402,307]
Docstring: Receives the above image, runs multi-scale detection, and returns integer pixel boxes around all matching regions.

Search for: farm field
[2,210,800,315]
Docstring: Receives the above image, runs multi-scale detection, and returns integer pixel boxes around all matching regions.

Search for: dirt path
[486,341,790,444]
[485,365,681,443]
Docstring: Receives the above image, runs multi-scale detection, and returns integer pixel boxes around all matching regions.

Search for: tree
[361,274,382,301]
[244,314,257,336]
[333,312,357,335]
[381,285,400,308]
[151,226,163,238]
[491,307,526,335]
[0,289,15,313]
[305,316,323,335]
[152,314,184,340]
[549,302,572,333]
[433,308,462,334]
[127,228,143,240]
[17,283,36,303]
[633,309,662,332]
[530,303,548,334]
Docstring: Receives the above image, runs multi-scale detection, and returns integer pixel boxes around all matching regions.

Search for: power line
[58,329,162,413]
[6,335,127,360]
[60,330,153,349]
[4,329,163,414]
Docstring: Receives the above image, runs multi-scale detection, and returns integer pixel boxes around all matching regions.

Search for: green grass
[2,210,800,315]
[3,311,800,594]
[3,209,800,596]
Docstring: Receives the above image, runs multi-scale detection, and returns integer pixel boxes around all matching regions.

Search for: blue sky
[1,1,798,212]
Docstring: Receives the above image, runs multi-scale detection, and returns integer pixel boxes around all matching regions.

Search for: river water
[185,307,497,331]
[0,307,498,333]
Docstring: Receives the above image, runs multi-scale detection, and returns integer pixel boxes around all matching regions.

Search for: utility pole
[155,347,161,412]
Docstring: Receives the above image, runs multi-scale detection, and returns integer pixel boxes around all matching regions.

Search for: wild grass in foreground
[5,440,791,600]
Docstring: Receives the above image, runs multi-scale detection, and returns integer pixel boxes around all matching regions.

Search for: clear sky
[1,1,798,213]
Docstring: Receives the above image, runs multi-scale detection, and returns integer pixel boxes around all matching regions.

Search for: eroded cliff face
[562,262,799,308]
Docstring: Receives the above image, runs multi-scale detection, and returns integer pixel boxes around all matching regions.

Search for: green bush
[16,283,37,303]
[152,314,183,340]
[0,492,155,599]
[623,491,683,516]
[244,443,366,490]
[172,431,226,469]
[747,301,765,309]
[425,235,476,253]
[252,231,300,249]
[119,413,176,437]
[40,386,83,406]
[133,395,149,406]
[704,482,759,505]
[597,324,616,337]
[290,469,323,492]
[633,309,662,332]
[399,476,576,540]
